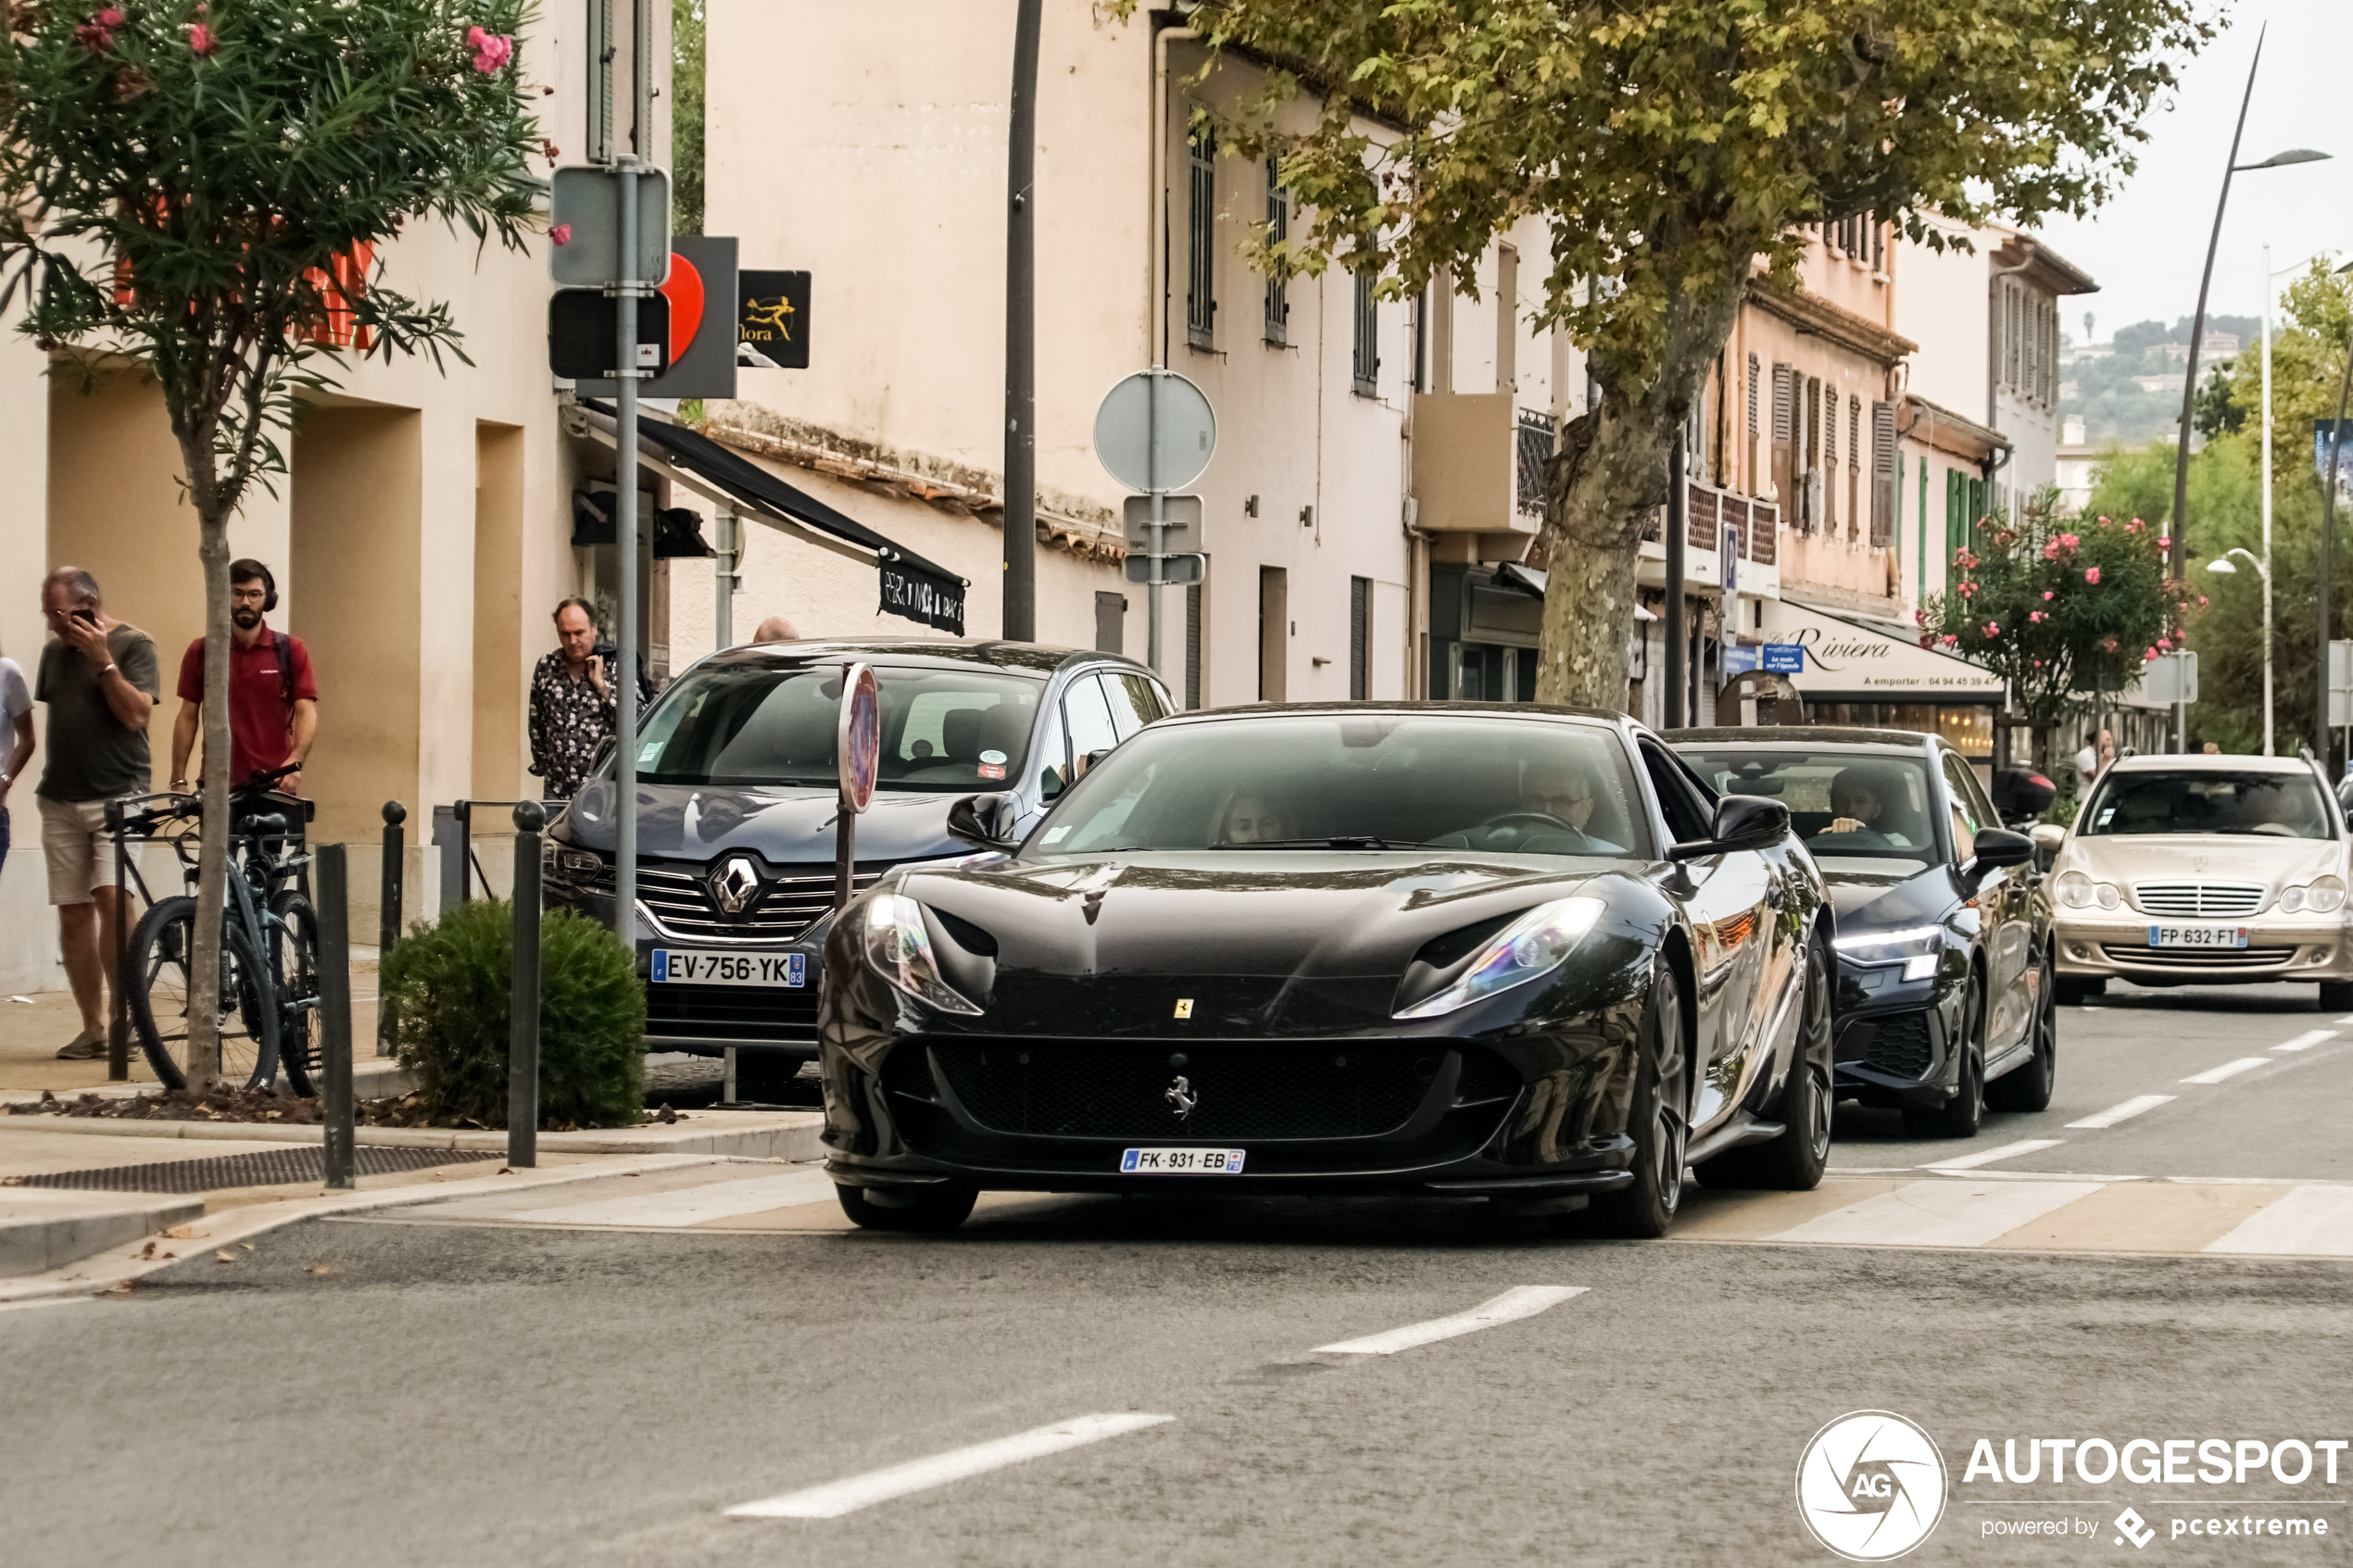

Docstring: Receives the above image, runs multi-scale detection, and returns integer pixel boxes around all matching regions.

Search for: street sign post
[835,662,879,909]
[547,157,671,946]
[1120,494,1201,550]
[1093,370,1215,677]
[1126,552,1203,585]
[549,289,670,379]
[2327,639,2353,728]
[577,234,738,400]
[2143,649,2199,708]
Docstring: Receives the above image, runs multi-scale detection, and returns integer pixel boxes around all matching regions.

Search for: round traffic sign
[837,662,880,813]
[1092,370,1216,493]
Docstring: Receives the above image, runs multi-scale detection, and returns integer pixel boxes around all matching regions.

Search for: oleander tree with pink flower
[0,0,539,1086]
[1919,495,2190,770]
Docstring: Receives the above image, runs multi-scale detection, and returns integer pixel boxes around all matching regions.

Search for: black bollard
[509,801,546,1169]
[378,802,405,1058]
[316,844,356,1191]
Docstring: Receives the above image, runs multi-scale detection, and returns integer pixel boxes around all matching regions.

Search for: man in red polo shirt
[169,558,320,794]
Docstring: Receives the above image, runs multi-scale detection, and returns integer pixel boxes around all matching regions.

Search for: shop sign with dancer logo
[835,662,880,909]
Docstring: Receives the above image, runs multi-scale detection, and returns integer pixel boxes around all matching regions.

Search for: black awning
[582,399,967,636]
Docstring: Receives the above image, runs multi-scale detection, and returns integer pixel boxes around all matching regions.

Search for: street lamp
[2166,22,2331,750]
[2202,548,2271,755]
[2317,257,2353,781]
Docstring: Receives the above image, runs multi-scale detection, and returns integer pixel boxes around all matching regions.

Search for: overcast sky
[2028,0,2351,345]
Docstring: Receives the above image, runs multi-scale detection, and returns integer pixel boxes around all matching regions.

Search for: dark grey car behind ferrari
[542,639,1174,1065]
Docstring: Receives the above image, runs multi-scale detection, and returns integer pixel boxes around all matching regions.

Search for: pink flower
[549,223,573,246]
[1958,582,1977,597]
[2043,590,2054,601]
[1913,609,1925,625]
[95,6,122,24]
[2032,659,2045,668]
[467,25,514,72]
[2156,635,2172,650]
[2145,646,2159,661]
[2084,566,2102,584]
[75,19,113,50]
[1983,622,2001,638]
[2030,610,2045,623]
[1940,633,1958,646]
[2198,595,2209,607]
[188,22,215,55]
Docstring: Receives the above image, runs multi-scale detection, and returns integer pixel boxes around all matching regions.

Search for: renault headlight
[543,841,606,885]
[2281,875,2347,916]
[1393,897,1607,1020]
[1832,924,1942,982]
[2053,872,2119,910]
[862,895,983,1015]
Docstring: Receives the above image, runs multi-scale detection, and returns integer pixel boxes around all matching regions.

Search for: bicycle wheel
[123,895,282,1092]
[270,891,321,1098]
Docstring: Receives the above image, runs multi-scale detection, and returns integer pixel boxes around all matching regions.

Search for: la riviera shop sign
[1757,602,2007,696]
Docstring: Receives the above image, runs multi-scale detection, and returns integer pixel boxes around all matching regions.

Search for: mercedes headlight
[2281,876,2347,915]
[862,894,983,1015]
[1393,898,1607,1020]
[2054,872,2119,910]
[1832,924,1943,982]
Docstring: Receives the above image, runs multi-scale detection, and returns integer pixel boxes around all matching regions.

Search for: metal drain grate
[8,1146,501,1195]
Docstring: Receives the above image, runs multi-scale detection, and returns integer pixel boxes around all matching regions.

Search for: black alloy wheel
[837,1181,979,1233]
[1701,930,1833,1192]
[1906,973,1984,1139]
[1581,958,1690,1238]
[1987,949,2057,1112]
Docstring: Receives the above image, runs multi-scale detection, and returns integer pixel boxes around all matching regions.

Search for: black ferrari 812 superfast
[817,704,1832,1236]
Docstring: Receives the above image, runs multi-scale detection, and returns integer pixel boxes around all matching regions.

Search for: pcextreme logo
[1796,1411,1949,1562]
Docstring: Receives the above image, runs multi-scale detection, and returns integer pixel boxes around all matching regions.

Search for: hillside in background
[2063,314,2261,445]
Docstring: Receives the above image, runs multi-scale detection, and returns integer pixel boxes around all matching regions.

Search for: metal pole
[107,799,127,1081]
[615,152,642,949]
[1001,0,1042,642]
[2319,328,2352,783]
[509,801,545,1168]
[317,843,355,1191]
[455,798,472,902]
[834,799,856,909]
[1663,432,1688,729]
[2262,245,2275,756]
[2171,28,2264,750]
[714,498,736,649]
[1148,371,1164,673]
[377,801,404,1058]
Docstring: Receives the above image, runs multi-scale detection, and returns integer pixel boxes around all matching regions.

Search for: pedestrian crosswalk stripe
[2205,1185,2353,1258]
[2066,1095,2175,1129]
[2271,1029,2338,1053]
[509,1169,838,1228]
[1768,1180,2103,1248]
[2180,1057,2272,1085]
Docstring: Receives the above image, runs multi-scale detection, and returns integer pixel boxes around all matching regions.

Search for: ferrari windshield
[1032,714,1650,858]
[2083,770,2334,839]
[630,660,1041,792]
[1680,749,1939,865]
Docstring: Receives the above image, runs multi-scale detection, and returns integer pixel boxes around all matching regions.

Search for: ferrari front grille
[923,1041,1515,1142]
[2130,881,2267,919]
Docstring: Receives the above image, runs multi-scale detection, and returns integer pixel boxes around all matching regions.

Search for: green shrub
[381,898,646,1129]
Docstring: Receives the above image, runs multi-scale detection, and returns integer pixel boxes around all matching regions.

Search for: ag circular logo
[1795,1411,1947,1562]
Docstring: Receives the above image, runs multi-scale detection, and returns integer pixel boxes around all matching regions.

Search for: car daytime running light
[2281,875,2347,916]
[862,894,984,1015]
[1392,897,1607,1020]
[1832,925,1942,981]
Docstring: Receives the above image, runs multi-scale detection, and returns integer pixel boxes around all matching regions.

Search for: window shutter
[1870,400,1896,547]
[1820,382,1837,533]
[587,0,614,164]
[1264,157,1289,345]
[1349,577,1370,700]
[1771,364,1795,518]
[1188,128,1217,348]
[1352,270,1378,395]
[1745,353,1761,494]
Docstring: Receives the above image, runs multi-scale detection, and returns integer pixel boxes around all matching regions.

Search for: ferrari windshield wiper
[1218,835,1435,850]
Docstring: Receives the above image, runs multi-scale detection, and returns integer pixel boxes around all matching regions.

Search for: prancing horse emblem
[1164,1075,1199,1123]
[707,854,763,917]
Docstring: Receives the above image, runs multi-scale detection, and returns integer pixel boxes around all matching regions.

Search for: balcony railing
[1516,409,1554,517]
[1642,482,1779,567]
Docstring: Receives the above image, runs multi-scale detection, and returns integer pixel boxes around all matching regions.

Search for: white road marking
[1313,1285,1588,1355]
[1768,1180,2104,1248]
[2334,1015,2353,1024]
[2179,1058,2272,1085]
[0,1297,94,1314]
[724,1412,1174,1519]
[2205,1185,2353,1257]
[1924,1138,2064,1172]
[2066,1095,2176,1130]
[2272,1030,2338,1053]
[521,1170,838,1228]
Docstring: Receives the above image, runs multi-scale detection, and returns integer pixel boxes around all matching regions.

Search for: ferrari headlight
[1393,897,1607,1020]
[1832,924,1942,981]
[862,894,983,1015]
[2284,875,2346,915]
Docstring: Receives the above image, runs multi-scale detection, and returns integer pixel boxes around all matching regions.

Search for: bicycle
[114,763,324,1095]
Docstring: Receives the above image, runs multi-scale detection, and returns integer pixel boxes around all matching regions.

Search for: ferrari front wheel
[1583,958,1690,1239]
[837,1181,978,1233]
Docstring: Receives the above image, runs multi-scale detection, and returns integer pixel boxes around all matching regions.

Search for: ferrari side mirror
[947,792,1023,851]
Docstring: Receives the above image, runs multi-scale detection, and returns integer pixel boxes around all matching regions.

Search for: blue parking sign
[1760,644,1804,674]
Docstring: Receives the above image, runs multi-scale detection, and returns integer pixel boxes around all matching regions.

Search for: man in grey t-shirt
[36,567,158,1060]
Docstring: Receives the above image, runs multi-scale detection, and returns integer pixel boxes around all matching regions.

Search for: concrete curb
[0,1190,207,1278]
[0,1061,415,1108]
[0,1150,763,1304]
[0,1110,824,1160]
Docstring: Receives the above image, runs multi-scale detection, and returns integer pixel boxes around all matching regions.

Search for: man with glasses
[169,559,319,796]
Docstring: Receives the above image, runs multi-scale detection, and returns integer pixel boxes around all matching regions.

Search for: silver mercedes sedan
[2048,754,2353,1007]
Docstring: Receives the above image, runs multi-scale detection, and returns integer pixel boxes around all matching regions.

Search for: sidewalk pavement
[0,959,386,1093]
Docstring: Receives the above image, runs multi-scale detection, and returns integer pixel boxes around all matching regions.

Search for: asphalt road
[2,980,2347,1568]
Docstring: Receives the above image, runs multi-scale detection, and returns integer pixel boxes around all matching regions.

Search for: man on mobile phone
[529,597,624,799]
[168,558,318,798]
[34,567,158,1060]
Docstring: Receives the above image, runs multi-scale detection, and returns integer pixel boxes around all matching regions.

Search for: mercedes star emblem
[707,854,764,917]
[1164,1074,1199,1123]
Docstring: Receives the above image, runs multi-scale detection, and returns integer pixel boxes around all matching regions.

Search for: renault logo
[707,854,764,917]
[1164,1075,1199,1122]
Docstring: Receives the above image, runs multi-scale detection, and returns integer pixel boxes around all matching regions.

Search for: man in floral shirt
[528,598,622,798]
